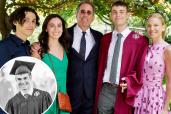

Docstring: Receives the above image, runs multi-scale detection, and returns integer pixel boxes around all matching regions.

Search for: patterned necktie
[79,32,86,60]
[109,33,123,84]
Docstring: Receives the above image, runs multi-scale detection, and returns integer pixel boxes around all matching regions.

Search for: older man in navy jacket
[67,1,103,114]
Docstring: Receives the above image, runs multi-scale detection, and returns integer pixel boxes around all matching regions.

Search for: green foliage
[1,0,171,39]
[166,35,171,44]
[3,0,171,27]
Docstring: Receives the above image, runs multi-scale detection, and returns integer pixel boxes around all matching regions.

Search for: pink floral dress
[134,42,169,114]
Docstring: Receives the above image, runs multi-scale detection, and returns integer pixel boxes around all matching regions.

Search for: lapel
[101,32,113,69]
[68,24,100,61]
[86,28,99,61]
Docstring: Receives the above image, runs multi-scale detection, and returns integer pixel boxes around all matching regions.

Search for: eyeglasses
[80,10,93,15]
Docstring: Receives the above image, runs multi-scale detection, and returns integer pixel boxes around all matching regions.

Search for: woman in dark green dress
[38,14,70,114]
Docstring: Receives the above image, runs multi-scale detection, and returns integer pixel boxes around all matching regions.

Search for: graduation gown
[5,88,52,114]
[93,31,148,114]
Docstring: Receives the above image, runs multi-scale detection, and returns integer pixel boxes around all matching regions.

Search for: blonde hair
[147,13,166,39]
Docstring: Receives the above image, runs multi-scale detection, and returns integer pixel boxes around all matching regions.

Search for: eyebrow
[24,17,36,20]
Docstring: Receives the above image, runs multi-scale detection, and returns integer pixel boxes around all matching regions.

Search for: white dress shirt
[21,86,33,96]
[72,24,95,60]
[103,27,131,85]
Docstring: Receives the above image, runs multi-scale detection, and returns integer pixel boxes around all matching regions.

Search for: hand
[120,77,127,93]
[31,42,41,52]
[31,42,41,59]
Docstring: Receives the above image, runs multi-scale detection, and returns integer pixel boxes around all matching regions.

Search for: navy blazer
[67,24,103,107]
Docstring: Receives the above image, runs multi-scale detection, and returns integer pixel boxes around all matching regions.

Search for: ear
[92,15,95,21]
[29,73,32,79]
[127,12,130,19]
[109,12,114,25]
[109,12,112,20]
[162,25,166,32]
[13,21,17,26]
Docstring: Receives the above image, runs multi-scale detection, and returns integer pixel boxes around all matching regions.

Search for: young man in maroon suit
[93,1,148,114]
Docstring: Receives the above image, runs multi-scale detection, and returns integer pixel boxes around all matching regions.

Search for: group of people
[0,1,171,114]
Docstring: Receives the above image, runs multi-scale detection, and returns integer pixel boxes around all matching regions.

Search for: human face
[76,3,94,31]
[111,6,129,28]
[46,17,63,40]
[147,17,164,40]
[14,12,37,40]
[15,73,32,93]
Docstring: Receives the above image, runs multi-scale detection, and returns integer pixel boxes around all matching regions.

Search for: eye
[24,77,28,80]
[80,10,86,14]
[32,20,36,24]
[87,10,92,15]
[154,24,159,27]
[57,23,62,27]
[49,24,55,28]
[147,24,151,27]
[23,19,29,23]
[17,78,22,81]
[120,11,124,14]
[80,10,92,15]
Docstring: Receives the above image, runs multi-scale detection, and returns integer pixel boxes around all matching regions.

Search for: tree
[0,0,79,39]
[0,0,171,39]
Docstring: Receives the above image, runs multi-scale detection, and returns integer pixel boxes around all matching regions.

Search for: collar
[75,24,91,36]
[9,34,30,46]
[21,87,34,96]
[112,27,131,38]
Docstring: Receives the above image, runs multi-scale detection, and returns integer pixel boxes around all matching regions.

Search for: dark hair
[9,6,40,32]
[111,1,129,12]
[77,1,95,14]
[39,14,69,57]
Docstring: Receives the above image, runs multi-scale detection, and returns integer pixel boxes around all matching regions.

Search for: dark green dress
[42,51,69,114]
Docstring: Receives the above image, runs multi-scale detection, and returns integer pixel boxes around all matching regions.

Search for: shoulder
[130,31,147,40]
[164,44,171,58]
[0,35,17,49]
[163,43,171,62]
[7,92,20,103]
[101,32,112,40]
[67,24,76,33]
[90,28,103,37]
[33,88,50,97]
[129,31,148,44]
[103,32,112,37]
[0,37,11,47]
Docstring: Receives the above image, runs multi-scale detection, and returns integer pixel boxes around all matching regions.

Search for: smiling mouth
[27,29,34,31]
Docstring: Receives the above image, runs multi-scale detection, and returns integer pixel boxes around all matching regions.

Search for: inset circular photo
[0,56,57,114]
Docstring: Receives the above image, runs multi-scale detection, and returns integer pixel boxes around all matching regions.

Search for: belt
[103,82,118,88]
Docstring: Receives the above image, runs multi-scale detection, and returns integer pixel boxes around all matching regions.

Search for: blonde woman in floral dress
[134,13,171,114]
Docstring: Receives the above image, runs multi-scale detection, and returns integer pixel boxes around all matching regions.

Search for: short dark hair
[9,6,40,32]
[76,1,95,14]
[111,1,129,12]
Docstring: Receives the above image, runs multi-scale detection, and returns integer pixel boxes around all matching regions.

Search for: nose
[53,26,58,32]
[149,26,155,31]
[116,12,121,17]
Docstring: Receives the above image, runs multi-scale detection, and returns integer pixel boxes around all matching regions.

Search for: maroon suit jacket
[93,31,148,114]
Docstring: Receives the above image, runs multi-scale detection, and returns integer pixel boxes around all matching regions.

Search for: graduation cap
[10,60,35,75]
